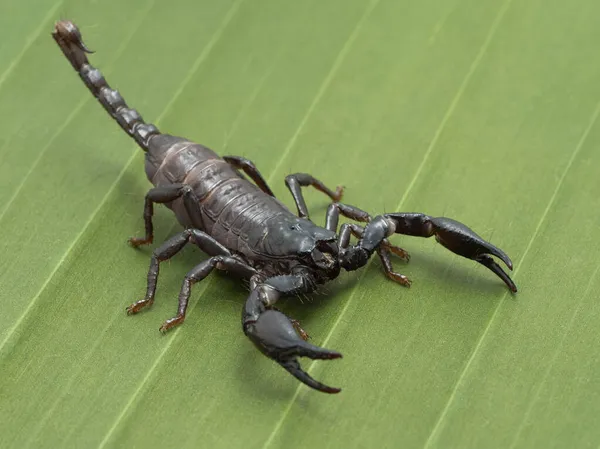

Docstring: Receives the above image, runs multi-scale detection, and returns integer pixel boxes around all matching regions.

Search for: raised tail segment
[52,20,159,151]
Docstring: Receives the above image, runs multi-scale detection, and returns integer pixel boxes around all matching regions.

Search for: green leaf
[1,0,600,448]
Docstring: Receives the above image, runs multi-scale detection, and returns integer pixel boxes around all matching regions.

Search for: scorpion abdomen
[144,133,288,256]
[144,134,221,184]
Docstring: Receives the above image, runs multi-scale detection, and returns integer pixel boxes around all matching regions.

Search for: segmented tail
[52,20,159,151]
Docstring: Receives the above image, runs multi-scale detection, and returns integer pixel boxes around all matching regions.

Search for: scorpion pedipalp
[426,215,516,292]
[248,309,342,394]
[243,283,342,394]
[346,213,517,293]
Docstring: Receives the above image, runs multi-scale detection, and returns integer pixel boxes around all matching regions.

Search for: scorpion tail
[52,20,159,152]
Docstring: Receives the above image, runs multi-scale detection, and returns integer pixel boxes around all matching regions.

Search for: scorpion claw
[475,254,517,293]
[429,217,517,292]
[246,309,342,394]
[280,358,342,394]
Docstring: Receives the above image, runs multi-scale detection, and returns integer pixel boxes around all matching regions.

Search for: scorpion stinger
[52,20,160,151]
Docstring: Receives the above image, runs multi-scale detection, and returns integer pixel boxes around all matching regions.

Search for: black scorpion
[53,20,518,394]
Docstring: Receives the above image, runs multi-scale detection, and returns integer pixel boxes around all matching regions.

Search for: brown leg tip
[291,319,310,341]
[334,186,345,202]
[128,236,153,248]
[126,299,153,315]
[159,316,185,334]
[386,271,412,288]
[384,242,411,262]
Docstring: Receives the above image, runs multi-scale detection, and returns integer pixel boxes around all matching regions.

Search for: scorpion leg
[376,247,412,287]
[242,273,342,394]
[285,173,344,219]
[327,203,409,260]
[129,183,203,247]
[329,202,410,282]
[159,256,256,333]
[339,223,411,286]
[325,202,371,231]
[341,213,517,292]
[223,156,275,197]
[126,229,231,314]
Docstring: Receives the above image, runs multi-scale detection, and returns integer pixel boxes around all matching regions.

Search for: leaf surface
[1,0,599,448]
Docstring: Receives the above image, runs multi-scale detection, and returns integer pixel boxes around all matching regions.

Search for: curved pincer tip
[477,254,518,293]
[475,242,517,292]
[246,309,342,393]
[293,339,342,360]
[280,358,342,394]
[430,217,517,292]
[482,242,513,271]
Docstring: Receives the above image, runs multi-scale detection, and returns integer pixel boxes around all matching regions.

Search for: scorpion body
[53,20,517,394]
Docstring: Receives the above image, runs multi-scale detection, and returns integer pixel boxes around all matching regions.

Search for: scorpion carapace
[53,20,518,394]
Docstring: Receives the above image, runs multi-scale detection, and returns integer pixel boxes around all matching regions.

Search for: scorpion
[52,20,517,394]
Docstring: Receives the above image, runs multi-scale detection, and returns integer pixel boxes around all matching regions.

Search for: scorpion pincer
[52,20,518,394]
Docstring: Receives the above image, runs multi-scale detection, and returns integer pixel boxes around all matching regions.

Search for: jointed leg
[328,203,409,259]
[339,223,409,258]
[126,229,231,315]
[377,247,412,287]
[325,202,371,231]
[339,223,411,286]
[285,173,344,219]
[129,183,202,247]
[223,156,275,197]
[159,255,256,333]
[242,272,342,394]
[329,202,412,285]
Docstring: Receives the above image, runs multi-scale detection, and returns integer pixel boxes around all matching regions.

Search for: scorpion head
[258,217,341,281]
[291,220,340,281]
[303,238,340,280]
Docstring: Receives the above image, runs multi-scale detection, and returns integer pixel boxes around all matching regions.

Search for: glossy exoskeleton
[53,20,517,394]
